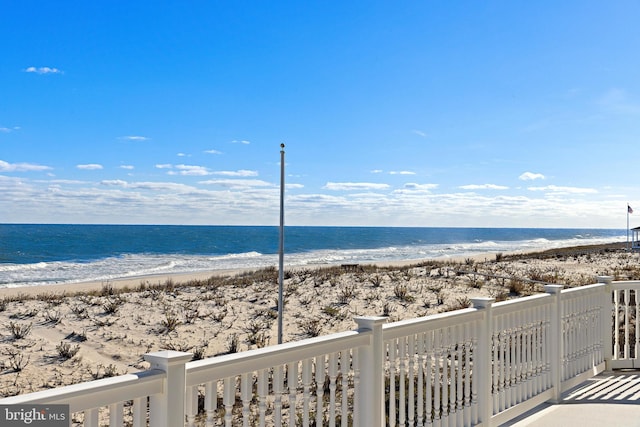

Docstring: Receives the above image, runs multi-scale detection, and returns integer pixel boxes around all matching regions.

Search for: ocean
[0,224,626,289]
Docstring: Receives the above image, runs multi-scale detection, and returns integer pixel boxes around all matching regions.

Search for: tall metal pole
[278,144,285,344]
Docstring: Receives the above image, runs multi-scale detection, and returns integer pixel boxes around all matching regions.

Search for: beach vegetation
[102,295,124,315]
[227,333,240,354]
[298,318,322,337]
[7,322,32,340]
[160,310,182,333]
[338,284,358,304]
[2,347,30,372]
[383,302,393,317]
[369,274,383,287]
[393,284,415,303]
[56,341,80,360]
[43,309,62,325]
[192,344,207,360]
[322,305,341,318]
[70,303,89,319]
[100,282,116,296]
[508,278,529,296]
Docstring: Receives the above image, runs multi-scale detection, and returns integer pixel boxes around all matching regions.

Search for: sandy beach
[0,241,636,398]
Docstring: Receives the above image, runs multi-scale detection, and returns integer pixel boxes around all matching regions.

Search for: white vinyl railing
[2,276,634,426]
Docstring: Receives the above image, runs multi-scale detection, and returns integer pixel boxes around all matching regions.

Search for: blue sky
[2,1,639,228]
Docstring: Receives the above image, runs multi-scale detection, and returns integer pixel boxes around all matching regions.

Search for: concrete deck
[502,371,640,427]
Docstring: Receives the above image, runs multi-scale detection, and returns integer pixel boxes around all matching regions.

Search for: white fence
[3,276,637,426]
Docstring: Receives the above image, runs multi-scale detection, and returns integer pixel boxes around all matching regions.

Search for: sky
[2,1,640,228]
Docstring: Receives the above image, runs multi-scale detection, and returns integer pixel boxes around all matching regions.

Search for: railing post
[544,284,563,403]
[354,316,387,427]
[597,276,614,369]
[471,297,495,427]
[144,350,193,427]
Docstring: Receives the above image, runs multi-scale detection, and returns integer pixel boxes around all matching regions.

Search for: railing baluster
[456,324,463,427]
[508,312,516,408]
[274,365,284,426]
[84,408,98,427]
[328,352,337,427]
[408,334,415,426]
[352,348,359,427]
[388,339,397,426]
[223,377,234,427]
[109,402,123,427]
[463,322,471,427]
[241,372,251,427]
[288,362,298,427]
[426,330,433,426]
[524,308,532,400]
[186,385,198,427]
[315,355,325,427]
[399,336,406,426]
[258,370,268,427]
[205,381,217,427]
[132,397,145,427]
[434,329,441,426]
[440,328,451,426]
[449,327,456,427]
[625,289,631,359]
[340,351,349,427]
[302,359,312,427]
[441,329,448,425]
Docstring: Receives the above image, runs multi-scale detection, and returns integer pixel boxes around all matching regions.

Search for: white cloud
[402,183,439,191]
[519,172,545,181]
[286,183,304,189]
[119,136,150,141]
[0,126,20,133]
[213,170,258,177]
[370,169,384,174]
[231,140,251,144]
[528,185,597,194]
[169,165,211,176]
[204,149,223,155]
[459,184,509,190]
[25,66,63,74]
[101,179,128,186]
[119,165,134,170]
[177,153,189,157]
[155,164,173,169]
[76,164,103,170]
[0,160,52,172]
[199,179,273,189]
[100,180,201,193]
[412,130,427,137]
[390,171,416,175]
[324,182,390,191]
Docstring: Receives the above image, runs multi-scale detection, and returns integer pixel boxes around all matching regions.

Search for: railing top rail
[186,329,369,385]
[493,293,550,314]
[612,280,640,290]
[382,308,481,340]
[560,282,604,296]
[0,369,164,413]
